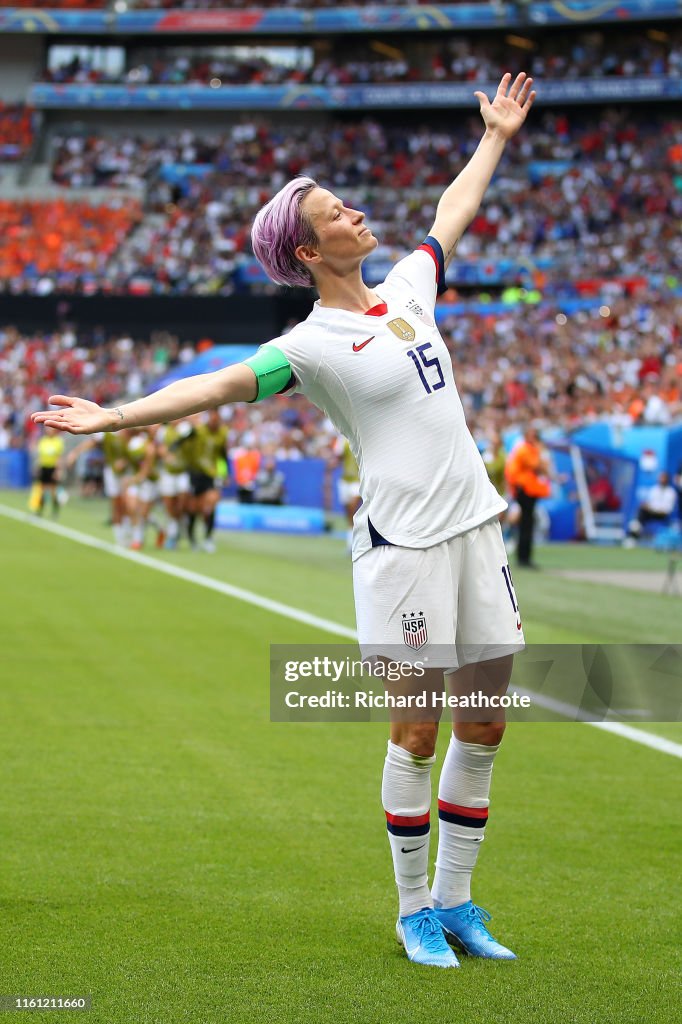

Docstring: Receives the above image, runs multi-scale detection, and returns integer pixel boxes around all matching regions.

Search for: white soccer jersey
[262,239,506,560]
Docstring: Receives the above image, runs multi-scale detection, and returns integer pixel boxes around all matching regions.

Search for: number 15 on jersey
[407,343,446,395]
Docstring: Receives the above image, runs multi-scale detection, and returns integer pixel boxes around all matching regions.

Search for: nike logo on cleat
[401,845,425,854]
[352,336,375,352]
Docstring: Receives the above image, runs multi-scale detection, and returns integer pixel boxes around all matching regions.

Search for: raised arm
[31,362,258,436]
[429,71,535,269]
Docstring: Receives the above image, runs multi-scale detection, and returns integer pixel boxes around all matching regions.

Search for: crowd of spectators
[42,28,682,88]
[2,293,680,455]
[0,0,468,8]
[43,109,682,296]
[0,103,34,162]
[439,293,682,439]
[128,1,460,9]
[0,1,106,7]
[0,199,142,292]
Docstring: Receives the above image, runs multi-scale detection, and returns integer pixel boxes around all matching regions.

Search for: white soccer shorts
[103,466,123,499]
[353,517,525,670]
[127,480,158,504]
[159,470,191,498]
[338,479,361,506]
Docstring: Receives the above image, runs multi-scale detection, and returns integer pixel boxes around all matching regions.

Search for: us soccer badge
[402,610,428,651]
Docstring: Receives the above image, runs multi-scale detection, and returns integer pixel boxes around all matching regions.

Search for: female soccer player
[33,72,535,969]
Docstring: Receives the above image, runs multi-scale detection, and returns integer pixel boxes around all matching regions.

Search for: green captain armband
[243,345,296,402]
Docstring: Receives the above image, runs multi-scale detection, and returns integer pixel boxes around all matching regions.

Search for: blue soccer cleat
[434,901,517,960]
[396,907,460,968]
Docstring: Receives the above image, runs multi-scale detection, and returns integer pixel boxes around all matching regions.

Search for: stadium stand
[0,0,447,7]
[0,103,34,161]
[0,199,142,292]
[0,1,105,6]
[2,293,680,451]
[39,28,682,86]
[40,110,682,296]
[128,1,462,8]
[0,0,680,539]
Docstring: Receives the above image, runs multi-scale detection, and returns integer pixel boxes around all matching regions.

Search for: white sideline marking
[0,503,356,639]
[588,721,682,758]
[516,687,682,759]
[2,501,681,759]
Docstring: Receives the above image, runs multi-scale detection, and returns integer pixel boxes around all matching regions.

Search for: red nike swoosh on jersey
[352,336,375,352]
[517,620,523,631]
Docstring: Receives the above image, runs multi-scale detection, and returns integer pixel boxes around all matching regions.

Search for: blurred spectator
[0,417,11,450]
[252,453,286,505]
[673,463,682,521]
[482,429,507,499]
[627,471,678,539]
[586,461,621,512]
[0,104,34,161]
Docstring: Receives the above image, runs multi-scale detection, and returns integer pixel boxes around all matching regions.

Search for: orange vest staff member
[505,425,551,569]
[232,448,261,504]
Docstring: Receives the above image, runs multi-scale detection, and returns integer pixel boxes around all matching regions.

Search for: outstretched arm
[429,71,535,268]
[31,362,258,435]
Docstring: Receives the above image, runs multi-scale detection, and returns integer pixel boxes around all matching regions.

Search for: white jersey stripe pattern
[260,242,506,560]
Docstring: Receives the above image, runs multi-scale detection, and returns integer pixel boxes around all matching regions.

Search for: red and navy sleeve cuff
[417,235,446,296]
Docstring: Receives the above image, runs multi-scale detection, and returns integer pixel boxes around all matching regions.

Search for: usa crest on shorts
[402,610,428,651]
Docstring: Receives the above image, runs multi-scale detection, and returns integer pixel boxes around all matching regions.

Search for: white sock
[113,523,125,546]
[132,523,144,545]
[432,736,499,910]
[382,740,435,918]
[167,518,179,540]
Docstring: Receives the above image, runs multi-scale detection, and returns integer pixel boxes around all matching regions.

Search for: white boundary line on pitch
[515,687,682,758]
[588,721,682,757]
[0,503,356,640]
[2,501,681,760]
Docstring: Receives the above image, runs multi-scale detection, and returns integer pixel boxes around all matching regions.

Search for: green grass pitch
[0,490,680,1024]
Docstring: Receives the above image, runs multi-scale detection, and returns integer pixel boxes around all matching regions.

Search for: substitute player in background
[32,72,535,970]
[156,420,193,549]
[126,428,165,550]
[332,435,361,552]
[68,431,131,545]
[103,430,132,546]
[186,410,229,553]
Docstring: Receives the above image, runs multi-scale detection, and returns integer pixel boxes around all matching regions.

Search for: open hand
[31,395,115,435]
[475,72,535,140]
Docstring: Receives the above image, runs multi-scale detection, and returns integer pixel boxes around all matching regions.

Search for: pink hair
[251,176,319,288]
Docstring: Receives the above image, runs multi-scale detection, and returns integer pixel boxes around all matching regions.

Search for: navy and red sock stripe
[385,810,430,837]
[438,800,488,829]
